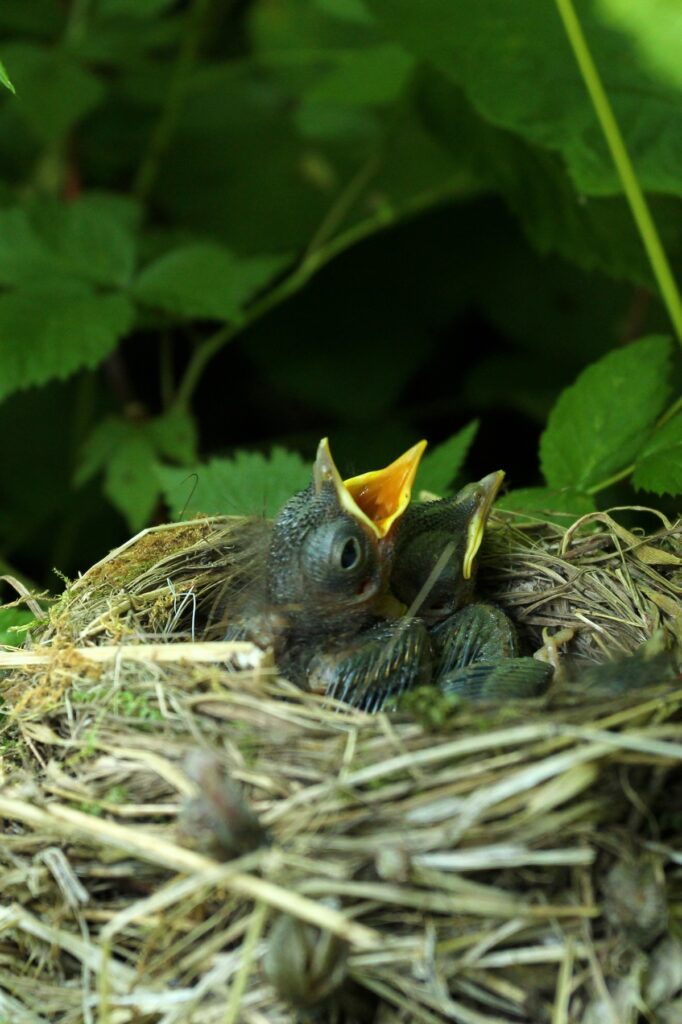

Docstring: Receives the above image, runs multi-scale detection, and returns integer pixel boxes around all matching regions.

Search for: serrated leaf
[0,207,67,286]
[632,411,682,495]
[540,336,672,492]
[4,42,103,142]
[148,408,198,464]
[366,0,682,199]
[416,68,682,287]
[416,421,478,496]
[0,58,15,94]
[158,448,311,520]
[0,198,137,289]
[29,195,137,287]
[75,417,135,486]
[497,487,596,525]
[0,284,134,402]
[134,244,287,322]
[77,410,197,484]
[103,434,159,532]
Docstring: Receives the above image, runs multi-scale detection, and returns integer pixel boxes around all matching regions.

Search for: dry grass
[0,507,680,1023]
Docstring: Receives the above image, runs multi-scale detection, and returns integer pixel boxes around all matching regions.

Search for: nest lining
[0,507,680,1023]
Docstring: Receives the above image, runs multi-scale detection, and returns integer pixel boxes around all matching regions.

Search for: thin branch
[175,182,456,406]
[555,0,682,348]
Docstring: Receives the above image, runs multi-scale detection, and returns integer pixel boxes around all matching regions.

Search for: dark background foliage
[0,0,680,617]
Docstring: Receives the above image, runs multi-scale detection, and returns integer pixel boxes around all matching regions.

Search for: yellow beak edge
[313,438,427,538]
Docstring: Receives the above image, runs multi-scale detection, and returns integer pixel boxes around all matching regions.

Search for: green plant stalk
[175,181,457,406]
[223,900,268,1024]
[555,0,682,349]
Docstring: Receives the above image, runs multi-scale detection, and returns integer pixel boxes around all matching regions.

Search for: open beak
[344,440,427,538]
[462,470,504,579]
[313,438,427,539]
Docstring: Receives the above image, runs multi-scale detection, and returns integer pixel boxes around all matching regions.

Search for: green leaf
[416,68,682,287]
[158,448,311,520]
[366,0,682,198]
[600,0,682,89]
[0,284,134,402]
[0,606,35,647]
[0,207,66,286]
[540,336,672,492]
[0,198,137,289]
[30,195,137,288]
[3,42,103,142]
[497,487,596,525]
[305,44,414,106]
[0,58,15,94]
[76,411,199,530]
[314,0,374,23]
[75,416,136,486]
[632,411,682,495]
[99,0,175,16]
[103,433,160,533]
[416,421,478,495]
[148,408,198,464]
[134,244,287,322]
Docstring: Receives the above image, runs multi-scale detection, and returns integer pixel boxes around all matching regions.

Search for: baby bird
[310,469,551,711]
[225,437,426,685]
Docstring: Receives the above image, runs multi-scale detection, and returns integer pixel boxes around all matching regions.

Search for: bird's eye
[339,535,362,571]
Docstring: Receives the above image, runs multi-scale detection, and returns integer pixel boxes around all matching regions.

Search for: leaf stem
[132,0,211,203]
[555,0,682,348]
[175,182,455,406]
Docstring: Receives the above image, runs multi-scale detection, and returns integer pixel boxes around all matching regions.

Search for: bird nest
[0,507,681,1024]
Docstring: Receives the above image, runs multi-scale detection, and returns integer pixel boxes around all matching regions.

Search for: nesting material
[0,507,680,1023]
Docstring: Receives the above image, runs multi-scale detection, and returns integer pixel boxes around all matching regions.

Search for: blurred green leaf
[497,487,596,524]
[148,408,198,464]
[28,195,138,287]
[159,448,311,519]
[104,433,159,532]
[76,410,198,530]
[416,68,682,286]
[540,336,672,491]
[75,416,134,486]
[0,606,35,647]
[599,0,682,89]
[0,285,134,402]
[416,421,478,496]
[367,0,682,198]
[314,0,374,24]
[305,44,413,106]
[3,42,104,143]
[632,412,682,495]
[134,244,287,321]
[0,1,64,36]
[99,0,175,17]
[0,59,15,94]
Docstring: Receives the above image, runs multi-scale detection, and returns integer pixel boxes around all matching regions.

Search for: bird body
[226,438,552,710]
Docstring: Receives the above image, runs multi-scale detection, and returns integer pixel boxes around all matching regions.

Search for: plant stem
[586,463,634,496]
[133,0,211,203]
[175,182,455,407]
[223,900,268,1024]
[555,0,682,349]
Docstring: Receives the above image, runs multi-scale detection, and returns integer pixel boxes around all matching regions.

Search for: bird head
[266,437,426,636]
[391,470,505,615]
